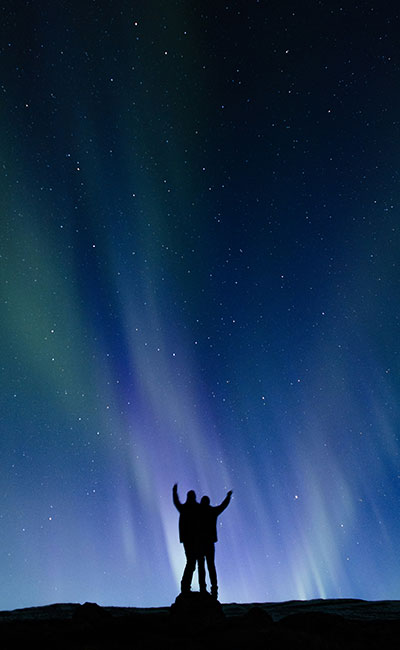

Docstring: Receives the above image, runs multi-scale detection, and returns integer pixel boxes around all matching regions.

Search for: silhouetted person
[198,490,232,599]
[172,483,200,594]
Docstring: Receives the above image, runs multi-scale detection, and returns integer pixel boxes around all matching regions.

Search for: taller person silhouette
[198,490,232,599]
[172,483,200,594]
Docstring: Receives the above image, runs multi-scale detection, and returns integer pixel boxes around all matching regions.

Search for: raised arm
[215,490,232,515]
[172,483,182,512]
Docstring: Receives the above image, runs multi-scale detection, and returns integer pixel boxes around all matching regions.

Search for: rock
[243,606,274,628]
[170,591,225,629]
[72,602,112,624]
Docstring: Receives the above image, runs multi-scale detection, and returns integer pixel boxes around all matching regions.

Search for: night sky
[2,0,400,610]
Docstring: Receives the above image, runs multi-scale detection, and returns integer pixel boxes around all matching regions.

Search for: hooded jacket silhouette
[199,493,231,543]
[197,491,232,598]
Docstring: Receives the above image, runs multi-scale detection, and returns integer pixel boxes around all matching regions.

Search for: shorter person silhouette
[198,490,232,599]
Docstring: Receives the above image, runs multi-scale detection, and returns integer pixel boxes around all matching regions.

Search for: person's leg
[198,554,207,593]
[205,543,218,598]
[181,544,197,593]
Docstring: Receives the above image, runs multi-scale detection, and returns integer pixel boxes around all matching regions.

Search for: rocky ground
[1,593,400,648]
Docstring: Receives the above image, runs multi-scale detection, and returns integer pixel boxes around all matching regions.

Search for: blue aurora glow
[1,1,400,610]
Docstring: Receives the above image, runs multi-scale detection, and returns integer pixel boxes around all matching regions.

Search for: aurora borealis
[2,0,400,610]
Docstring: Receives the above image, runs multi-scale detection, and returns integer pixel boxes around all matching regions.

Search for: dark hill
[1,596,400,649]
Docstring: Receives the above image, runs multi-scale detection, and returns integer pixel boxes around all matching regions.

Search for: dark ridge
[0,598,399,649]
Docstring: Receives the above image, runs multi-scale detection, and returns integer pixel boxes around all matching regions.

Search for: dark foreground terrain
[1,594,400,649]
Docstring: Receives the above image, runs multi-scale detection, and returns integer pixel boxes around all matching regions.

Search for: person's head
[186,490,196,503]
[200,495,210,506]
